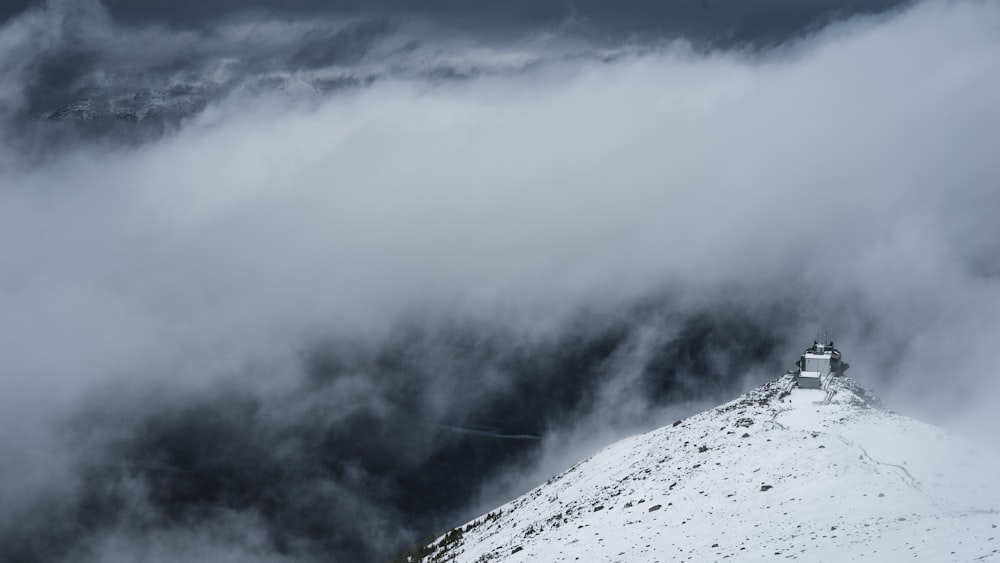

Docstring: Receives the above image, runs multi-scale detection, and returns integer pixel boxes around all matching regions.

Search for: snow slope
[414,376,1000,562]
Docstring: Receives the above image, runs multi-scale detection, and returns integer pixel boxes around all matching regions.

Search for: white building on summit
[794,340,848,389]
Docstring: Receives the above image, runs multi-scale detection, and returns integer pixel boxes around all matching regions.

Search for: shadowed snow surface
[415,377,1000,562]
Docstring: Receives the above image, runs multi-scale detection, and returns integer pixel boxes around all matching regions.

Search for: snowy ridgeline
[409,376,1000,562]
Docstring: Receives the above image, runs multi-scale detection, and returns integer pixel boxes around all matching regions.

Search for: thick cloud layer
[1,0,999,561]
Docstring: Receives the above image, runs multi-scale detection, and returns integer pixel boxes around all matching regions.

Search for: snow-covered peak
[410,376,1000,562]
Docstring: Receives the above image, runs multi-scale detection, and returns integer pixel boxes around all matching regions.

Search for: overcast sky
[1,1,999,562]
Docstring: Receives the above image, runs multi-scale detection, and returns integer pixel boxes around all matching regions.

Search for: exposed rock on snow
[412,376,1000,562]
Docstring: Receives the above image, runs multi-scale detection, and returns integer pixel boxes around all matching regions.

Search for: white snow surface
[417,376,1000,562]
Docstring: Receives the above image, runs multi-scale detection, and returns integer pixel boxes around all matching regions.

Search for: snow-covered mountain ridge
[413,376,1000,562]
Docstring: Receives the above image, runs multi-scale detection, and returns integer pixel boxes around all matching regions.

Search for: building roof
[803,353,832,360]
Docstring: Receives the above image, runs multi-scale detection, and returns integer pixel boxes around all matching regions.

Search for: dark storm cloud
[0,0,910,151]
[288,20,394,69]
[5,0,908,34]
[0,2,399,152]
[0,0,34,23]
[0,304,790,563]
[97,0,910,42]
